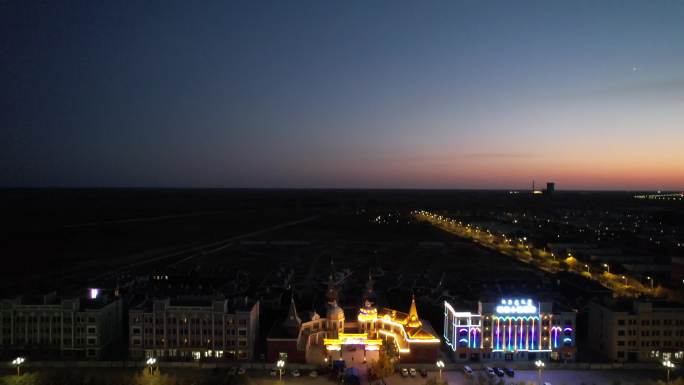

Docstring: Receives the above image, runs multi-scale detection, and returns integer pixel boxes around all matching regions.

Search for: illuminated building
[0,289,122,359]
[444,298,576,362]
[588,299,684,363]
[267,273,440,364]
[128,297,259,361]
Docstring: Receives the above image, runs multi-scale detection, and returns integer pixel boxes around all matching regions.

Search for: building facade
[267,274,440,364]
[128,297,259,361]
[444,298,576,362]
[588,299,684,363]
[0,290,122,359]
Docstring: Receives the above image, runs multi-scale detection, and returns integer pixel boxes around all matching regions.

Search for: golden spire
[407,294,422,328]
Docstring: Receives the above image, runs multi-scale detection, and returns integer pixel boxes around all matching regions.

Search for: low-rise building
[444,297,576,362]
[0,289,122,359]
[128,296,259,361]
[588,299,684,363]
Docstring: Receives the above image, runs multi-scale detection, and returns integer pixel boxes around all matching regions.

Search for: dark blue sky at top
[1,1,683,188]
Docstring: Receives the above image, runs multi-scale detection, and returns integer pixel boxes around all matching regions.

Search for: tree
[369,346,395,381]
[383,340,399,361]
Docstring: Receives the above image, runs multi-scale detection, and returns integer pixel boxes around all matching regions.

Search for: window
[617,351,625,358]
[87,327,96,334]
[618,330,625,336]
[617,320,626,326]
[87,337,96,345]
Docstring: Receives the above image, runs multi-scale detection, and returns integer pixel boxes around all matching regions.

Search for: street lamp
[584,264,590,273]
[436,360,445,381]
[146,357,157,375]
[621,275,627,284]
[663,360,675,384]
[603,263,610,273]
[277,359,285,382]
[12,357,25,376]
[534,360,545,385]
[647,276,654,291]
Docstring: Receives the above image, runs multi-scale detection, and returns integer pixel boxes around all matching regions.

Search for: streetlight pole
[534,360,545,385]
[663,360,675,385]
[12,357,25,376]
[436,360,445,382]
[603,263,610,273]
[146,357,157,375]
[277,359,285,382]
[647,276,654,291]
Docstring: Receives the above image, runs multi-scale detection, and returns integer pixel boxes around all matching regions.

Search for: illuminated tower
[360,272,378,335]
[407,295,422,328]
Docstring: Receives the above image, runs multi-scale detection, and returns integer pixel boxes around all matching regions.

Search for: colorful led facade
[444,299,576,362]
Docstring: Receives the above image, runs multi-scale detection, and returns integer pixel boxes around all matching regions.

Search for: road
[414,210,654,298]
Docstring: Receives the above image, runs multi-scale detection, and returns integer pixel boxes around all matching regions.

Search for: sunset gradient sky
[1,0,683,190]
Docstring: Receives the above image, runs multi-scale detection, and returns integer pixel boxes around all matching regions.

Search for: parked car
[292,369,301,377]
[463,366,473,375]
[401,368,409,377]
[227,367,237,376]
[238,367,246,375]
[420,369,428,378]
[485,367,495,376]
[409,368,417,377]
[503,368,515,377]
[309,370,318,378]
[494,368,505,377]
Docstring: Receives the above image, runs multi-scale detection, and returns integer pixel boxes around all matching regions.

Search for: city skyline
[2,0,683,190]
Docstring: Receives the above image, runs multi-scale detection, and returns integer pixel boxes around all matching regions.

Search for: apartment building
[588,299,684,362]
[129,296,259,361]
[0,289,122,359]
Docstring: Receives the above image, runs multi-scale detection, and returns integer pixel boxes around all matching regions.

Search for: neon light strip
[519,319,523,350]
[508,319,512,351]
[531,319,535,350]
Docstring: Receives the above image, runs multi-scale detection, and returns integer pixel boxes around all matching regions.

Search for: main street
[414,210,655,298]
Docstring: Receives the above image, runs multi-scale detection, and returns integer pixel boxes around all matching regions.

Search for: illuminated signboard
[495,299,537,314]
[89,288,100,299]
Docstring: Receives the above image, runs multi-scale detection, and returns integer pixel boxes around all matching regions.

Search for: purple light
[89,288,99,299]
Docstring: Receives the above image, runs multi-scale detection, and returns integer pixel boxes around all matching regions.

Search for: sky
[1,0,683,190]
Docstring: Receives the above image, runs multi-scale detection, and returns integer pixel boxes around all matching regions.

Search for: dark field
[2,188,680,296]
